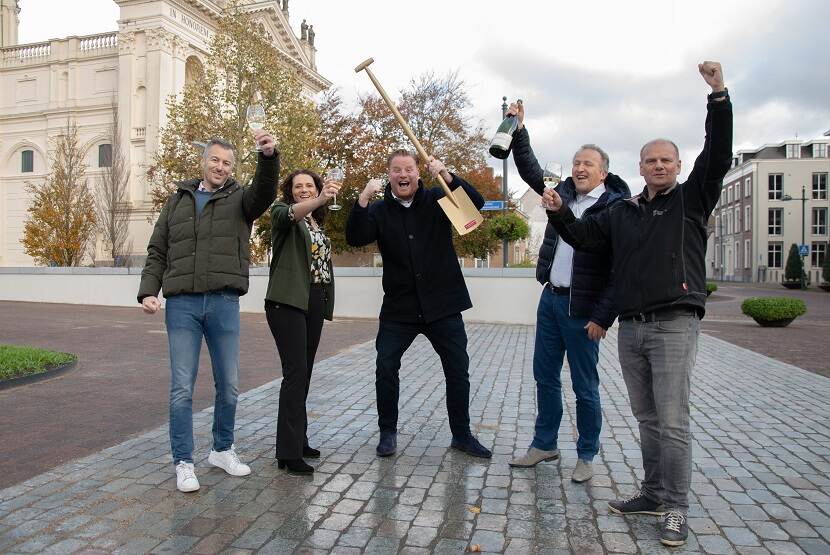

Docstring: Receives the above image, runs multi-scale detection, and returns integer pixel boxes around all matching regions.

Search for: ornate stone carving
[117,31,135,55]
[145,28,175,52]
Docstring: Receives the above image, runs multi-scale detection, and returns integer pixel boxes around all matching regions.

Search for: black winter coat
[512,127,630,328]
[345,174,485,324]
[549,98,733,318]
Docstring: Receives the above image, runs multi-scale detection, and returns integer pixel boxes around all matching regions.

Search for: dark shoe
[277,458,314,475]
[660,511,688,547]
[450,435,492,459]
[608,490,664,516]
[376,432,397,457]
[303,446,321,459]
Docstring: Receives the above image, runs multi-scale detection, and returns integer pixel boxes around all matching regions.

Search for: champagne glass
[246,94,266,152]
[326,167,344,211]
[542,162,563,210]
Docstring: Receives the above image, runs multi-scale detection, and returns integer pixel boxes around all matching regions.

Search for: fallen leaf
[468,506,481,514]
[469,544,482,552]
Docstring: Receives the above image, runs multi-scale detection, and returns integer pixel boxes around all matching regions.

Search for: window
[725,212,731,235]
[715,215,720,237]
[814,143,827,158]
[744,240,751,269]
[813,207,828,235]
[734,207,740,233]
[21,149,34,173]
[768,208,782,235]
[786,144,800,159]
[812,242,827,268]
[744,177,751,197]
[768,243,783,268]
[98,144,112,167]
[813,173,828,200]
[768,174,783,200]
[726,185,732,204]
[474,256,490,268]
[734,241,740,269]
[744,206,751,231]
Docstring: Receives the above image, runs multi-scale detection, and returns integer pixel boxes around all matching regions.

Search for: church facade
[0,0,329,266]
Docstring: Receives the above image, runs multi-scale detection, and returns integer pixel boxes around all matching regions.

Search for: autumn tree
[21,120,96,266]
[95,106,132,266]
[317,71,509,254]
[147,1,319,262]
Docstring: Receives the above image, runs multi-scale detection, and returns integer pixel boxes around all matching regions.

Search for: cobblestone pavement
[2,324,829,554]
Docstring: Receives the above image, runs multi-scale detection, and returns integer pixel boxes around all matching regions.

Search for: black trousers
[375,313,471,438]
[265,284,325,459]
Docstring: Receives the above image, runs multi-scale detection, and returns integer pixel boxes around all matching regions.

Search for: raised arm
[242,130,279,224]
[345,179,383,246]
[426,157,485,209]
[508,102,546,196]
[685,61,733,218]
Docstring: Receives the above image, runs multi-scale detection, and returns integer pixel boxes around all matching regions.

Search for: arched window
[98,144,112,167]
[21,150,34,173]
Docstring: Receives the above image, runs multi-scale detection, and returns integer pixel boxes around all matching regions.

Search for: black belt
[620,307,696,323]
[546,284,570,296]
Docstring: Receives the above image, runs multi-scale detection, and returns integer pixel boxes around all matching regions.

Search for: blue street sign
[481,200,506,211]
[799,244,809,256]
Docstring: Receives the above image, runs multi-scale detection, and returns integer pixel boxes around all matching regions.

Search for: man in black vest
[543,62,732,547]
[507,101,629,484]
[346,149,491,459]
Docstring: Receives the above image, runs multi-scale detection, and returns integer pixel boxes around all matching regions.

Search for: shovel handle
[355,58,455,204]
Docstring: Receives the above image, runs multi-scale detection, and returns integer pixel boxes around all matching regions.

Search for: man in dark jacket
[543,62,731,547]
[138,132,277,493]
[506,102,629,485]
[345,149,491,459]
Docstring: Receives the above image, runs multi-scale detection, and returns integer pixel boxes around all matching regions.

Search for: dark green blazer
[265,202,334,320]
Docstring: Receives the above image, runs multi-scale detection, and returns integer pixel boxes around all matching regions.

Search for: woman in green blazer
[265,169,339,475]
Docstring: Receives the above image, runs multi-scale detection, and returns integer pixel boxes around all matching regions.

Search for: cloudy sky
[18,0,830,196]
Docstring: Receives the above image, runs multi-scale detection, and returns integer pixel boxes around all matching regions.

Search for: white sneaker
[208,444,251,476]
[175,461,200,492]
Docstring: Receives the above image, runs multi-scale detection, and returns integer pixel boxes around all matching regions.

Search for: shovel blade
[438,188,484,236]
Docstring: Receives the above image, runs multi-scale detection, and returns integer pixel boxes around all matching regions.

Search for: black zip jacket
[548,97,733,319]
[345,174,485,324]
[512,127,630,328]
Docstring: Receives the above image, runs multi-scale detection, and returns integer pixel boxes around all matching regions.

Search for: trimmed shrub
[741,297,806,322]
[784,243,803,282]
[706,282,718,296]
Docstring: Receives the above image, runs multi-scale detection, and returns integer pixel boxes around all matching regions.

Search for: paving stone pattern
[1,324,829,554]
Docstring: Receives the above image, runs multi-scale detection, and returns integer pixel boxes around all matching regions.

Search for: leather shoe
[376,432,397,457]
[277,458,314,475]
[303,445,321,459]
[451,435,492,458]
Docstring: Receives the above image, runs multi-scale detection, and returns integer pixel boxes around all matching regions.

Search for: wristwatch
[708,88,729,101]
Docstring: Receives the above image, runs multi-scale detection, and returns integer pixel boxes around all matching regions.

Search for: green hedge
[741,297,806,321]
[706,282,718,295]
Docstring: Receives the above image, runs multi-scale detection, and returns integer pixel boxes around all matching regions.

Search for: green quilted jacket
[137,153,278,302]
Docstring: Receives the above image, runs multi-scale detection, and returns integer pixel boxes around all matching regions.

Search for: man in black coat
[506,102,629,485]
[543,62,732,547]
[346,149,491,459]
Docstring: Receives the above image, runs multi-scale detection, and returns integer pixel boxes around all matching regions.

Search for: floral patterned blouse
[288,205,332,284]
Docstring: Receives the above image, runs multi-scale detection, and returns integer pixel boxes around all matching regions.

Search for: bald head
[640,139,679,161]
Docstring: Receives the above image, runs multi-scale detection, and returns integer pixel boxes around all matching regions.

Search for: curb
[0,359,78,391]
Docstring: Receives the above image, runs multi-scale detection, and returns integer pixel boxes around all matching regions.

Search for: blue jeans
[165,290,241,464]
[375,314,471,439]
[531,288,601,460]
[617,313,699,513]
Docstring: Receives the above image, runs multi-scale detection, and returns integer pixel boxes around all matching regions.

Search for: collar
[625,182,678,206]
[579,183,606,200]
[390,187,416,208]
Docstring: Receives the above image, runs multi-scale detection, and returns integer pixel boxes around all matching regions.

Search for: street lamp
[500,96,509,268]
[781,184,807,289]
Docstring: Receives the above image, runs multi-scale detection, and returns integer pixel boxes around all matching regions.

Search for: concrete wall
[0,267,542,325]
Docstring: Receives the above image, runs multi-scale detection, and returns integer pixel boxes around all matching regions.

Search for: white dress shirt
[549,184,606,287]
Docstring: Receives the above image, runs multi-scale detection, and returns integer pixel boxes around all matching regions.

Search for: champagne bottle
[488,99,522,159]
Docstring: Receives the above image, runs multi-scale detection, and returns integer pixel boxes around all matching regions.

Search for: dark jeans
[265,284,325,459]
[375,314,471,439]
[532,288,601,460]
[617,313,700,513]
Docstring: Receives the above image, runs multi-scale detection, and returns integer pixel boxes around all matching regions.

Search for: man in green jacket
[138,132,277,492]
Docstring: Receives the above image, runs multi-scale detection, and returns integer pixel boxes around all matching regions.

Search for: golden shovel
[354,58,484,235]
